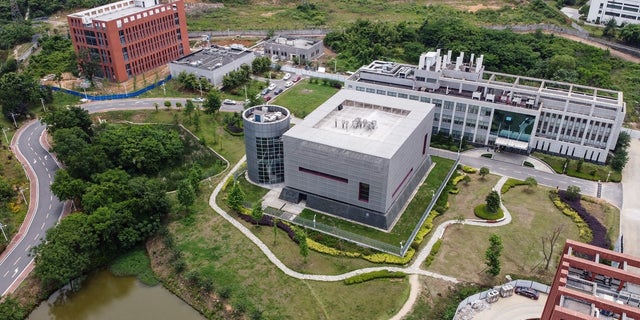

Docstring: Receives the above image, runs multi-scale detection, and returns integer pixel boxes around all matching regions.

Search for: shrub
[549,191,593,243]
[558,190,609,248]
[452,175,465,186]
[449,188,459,194]
[500,178,526,194]
[462,165,477,173]
[523,161,534,167]
[424,239,442,267]
[343,270,406,285]
[306,238,361,258]
[473,204,505,220]
[412,210,440,248]
[362,248,415,265]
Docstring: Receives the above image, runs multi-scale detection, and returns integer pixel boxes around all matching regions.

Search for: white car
[223,99,236,105]
[192,97,205,103]
[285,81,293,88]
[268,83,277,91]
[282,73,291,80]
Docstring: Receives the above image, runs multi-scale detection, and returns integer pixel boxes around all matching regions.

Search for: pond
[29,270,204,320]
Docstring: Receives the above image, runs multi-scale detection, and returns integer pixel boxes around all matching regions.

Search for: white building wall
[587,0,640,25]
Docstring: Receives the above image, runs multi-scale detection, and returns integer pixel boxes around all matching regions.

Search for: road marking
[45,167,48,172]
[33,159,36,164]
[46,213,49,219]
[3,270,8,278]
[50,195,53,201]
[27,137,31,142]
[12,268,18,278]
[41,222,45,230]
[49,203,52,210]
[34,233,39,241]
[25,245,31,252]
[48,173,51,179]
[14,257,21,265]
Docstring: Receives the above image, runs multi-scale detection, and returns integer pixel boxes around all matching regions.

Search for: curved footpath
[209,157,516,319]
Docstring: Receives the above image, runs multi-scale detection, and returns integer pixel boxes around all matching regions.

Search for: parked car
[274,88,283,95]
[282,73,291,80]
[268,83,277,91]
[285,81,293,88]
[192,97,205,103]
[261,88,269,95]
[293,75,301,82]
[514,287,539,300]
[264,95,272,101]
[223,99,236,105]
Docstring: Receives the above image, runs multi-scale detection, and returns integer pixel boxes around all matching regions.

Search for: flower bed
[548,191,593,243]
[473,204,504,220]
[558,191,610,249]
[500,178,526,194]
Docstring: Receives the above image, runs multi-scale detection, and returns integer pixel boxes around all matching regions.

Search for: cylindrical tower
[243,105,291,184]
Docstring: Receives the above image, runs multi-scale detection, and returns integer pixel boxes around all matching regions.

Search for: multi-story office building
[169,44,255,87]
[263,36,323,63]
[587,0,640,25]
[68,0,190,82]
[346,50,625,163]
[279,90,434,230]
[542,240,640,319]
[243,105,291,184]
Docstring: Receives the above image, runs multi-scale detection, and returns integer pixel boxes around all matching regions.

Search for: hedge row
[343,270,406,285]
[461,165,477,173]
[306,238,361,258]
[452,175,466,186]
[362,248,415,265]
[424,239,442,268]
[549,191,593,243]
[500,178,526,194]
[412,210,441,248]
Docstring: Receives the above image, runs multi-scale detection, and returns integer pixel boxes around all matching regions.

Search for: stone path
[208,157,520,319]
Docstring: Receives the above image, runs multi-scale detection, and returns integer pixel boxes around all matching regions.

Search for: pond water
[29,270,204,320]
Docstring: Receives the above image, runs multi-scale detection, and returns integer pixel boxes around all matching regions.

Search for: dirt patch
[301,89,314,94]
[464,4,503,12]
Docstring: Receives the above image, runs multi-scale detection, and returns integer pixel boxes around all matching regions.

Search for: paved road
[0,121,64,296]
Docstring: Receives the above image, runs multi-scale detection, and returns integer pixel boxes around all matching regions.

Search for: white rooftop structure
[68,0,161,24]
[284,90,432,159]
[272,36,319,49]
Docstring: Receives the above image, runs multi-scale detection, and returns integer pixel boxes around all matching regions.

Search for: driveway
[621,137,640,258]
[472,294,548,320]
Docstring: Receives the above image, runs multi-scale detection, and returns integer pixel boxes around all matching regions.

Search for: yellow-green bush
[549,192,593,243]
[307,238,361,258]
[449,187,459,194]
[462,165,477,173]
[363,247,415,265]
[424,239,442,267]
[343,270,406,285]
[412,210,440,246]
[452,175,466,186]
[221,176,234,192]
[500,178,526,194]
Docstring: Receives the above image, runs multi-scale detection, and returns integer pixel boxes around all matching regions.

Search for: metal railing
[47,75,172,101]
[454,279,551,317]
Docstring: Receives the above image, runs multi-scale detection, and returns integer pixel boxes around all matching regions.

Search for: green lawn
[271,80,340,118]
[295,156,455,245]
[532,152,622,182]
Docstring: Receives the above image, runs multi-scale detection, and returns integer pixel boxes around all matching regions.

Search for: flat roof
[284,90,433,159]
[268,36,320,49]
[69,0,162,22]
[171,45,252,71]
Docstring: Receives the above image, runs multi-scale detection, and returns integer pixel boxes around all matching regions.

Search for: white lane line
[13,256,21,265]
[3,270,8,278]
[25,245,31,252]
[34,233,40,241]
[41,222,45,230]
[45,167,49,172]
[46,213,50,219]
[49,203,52,210]
[33,159,36,164]
[50,195,53,201]
[48,173,51,179]
[27,137,31,142]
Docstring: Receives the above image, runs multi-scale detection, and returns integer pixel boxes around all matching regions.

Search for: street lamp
[19,187,28,205]
[40,98,47,112]
[162,83,166,96]
[0,223,7,241]
[2,127,9,145]
[199,81,203,97]
[606,171,611,183]
[9,113,17,128]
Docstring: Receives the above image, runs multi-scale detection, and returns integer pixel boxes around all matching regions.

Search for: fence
[454,279,551,318]
[48,75,172,101]
[264,156,460,256]
[188,29,330,39]
[280,65,348,82]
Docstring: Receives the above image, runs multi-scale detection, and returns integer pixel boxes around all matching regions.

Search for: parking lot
[471,294,547,320]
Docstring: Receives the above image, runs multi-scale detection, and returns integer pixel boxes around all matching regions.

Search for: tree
[485,190,500,213]
[462,175,471,185]
[611,148,629,172]
[0,296,27,320]
[203,89,222,115]
[164,100,171,110]
[51,169,87,204]
[566,185,581,200]
[187,164,202,194]
[619,24,640,46]
[0,177,15,202]
[296,229,309,262]
[542,224,565,270]
[184,99,195,118]
[484,234,502,276]
[227,181,244,212]
[0,72,41,121]
[252,56,272,74]
[251,201,264,224]
[479,167,490,179]
[603,18,618,39]
[41,105,93,135]
[177,179,195,210]
[76,48,101,86]
[524,177,538,190]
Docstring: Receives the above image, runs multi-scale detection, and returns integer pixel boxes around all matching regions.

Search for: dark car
[264,95,272,101]
[514,286,539,300]
[274,88,283,95]
[293,75,301,82]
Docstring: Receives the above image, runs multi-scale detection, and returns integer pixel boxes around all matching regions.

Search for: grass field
[532,152,622,182]
[270,79,340,118]
[429,185,584,285]
[185,1,568,31]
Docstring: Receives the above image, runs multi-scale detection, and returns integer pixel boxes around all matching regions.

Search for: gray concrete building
[346,50,626,163]
[243,105,290,184]
[169,44,254,87]
[279,90,434,230]
[263,35,323,62]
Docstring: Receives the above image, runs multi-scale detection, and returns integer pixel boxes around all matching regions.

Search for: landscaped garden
[270,79,340,119]
[533,152,622,182]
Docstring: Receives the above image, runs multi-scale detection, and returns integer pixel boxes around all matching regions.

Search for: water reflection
[29,270,204,320]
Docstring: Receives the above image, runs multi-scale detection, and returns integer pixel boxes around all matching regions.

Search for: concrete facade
[243,105,290,184]
[68,0,190,82]
[346,50,625,164]
[587,0,640,25]
[279,90,434,230]
[169,44,255,87]
[542,240,640,319]
[263,36,323,62]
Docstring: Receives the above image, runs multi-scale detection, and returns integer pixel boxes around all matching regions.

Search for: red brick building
[542,240,640,319]
[67,0,190,83]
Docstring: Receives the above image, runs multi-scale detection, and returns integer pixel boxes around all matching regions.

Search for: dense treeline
[325,18,640,121]
[31,107,184,287]
[27,34,78,78]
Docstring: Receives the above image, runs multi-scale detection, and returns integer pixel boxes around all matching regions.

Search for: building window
[356,86,365,92]
[392,168,414,198]
[299,167,348,183]
[422,133,428,155]
[358,183,370,202]
[398,93,408,99]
